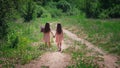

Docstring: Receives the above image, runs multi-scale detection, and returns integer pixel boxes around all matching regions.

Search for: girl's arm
[51,31,55,37]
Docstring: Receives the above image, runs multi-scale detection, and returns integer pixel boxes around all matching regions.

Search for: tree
[0,0,16,39]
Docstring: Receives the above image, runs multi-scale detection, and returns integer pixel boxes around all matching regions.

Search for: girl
[55,23,63,51]
[43,23,53,47]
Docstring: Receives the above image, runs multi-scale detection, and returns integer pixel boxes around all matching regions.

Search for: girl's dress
[55,32,63,43]
[43,32,50,42]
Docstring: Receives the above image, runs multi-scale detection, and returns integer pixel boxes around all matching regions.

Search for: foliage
[10,36,19,48]
[0,0,120,39]
[57,0,71,12]
[67,0,120,18]
[0,0,18,39]
[22,0,37,22]
[36,5,43,18]
[49,8,62,18]
[43,2,63,18]
[34,0,51,6]
[0,18,48,67]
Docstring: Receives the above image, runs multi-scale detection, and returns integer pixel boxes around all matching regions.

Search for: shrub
[43,2,62,18]
[40,7,51,18]
[0,0,18,39]
[65,7,80,16]
[22,0,37,22]
[98,9,110,19]
[36,5,43,18]
[0,21,8,39]
[51,8,62,18]
[10,36,19,48]
[41,12,51,18]
[57,0,71,12]
[46,7,62,18]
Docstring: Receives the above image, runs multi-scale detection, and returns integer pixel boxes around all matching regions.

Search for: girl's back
[56,32,63,43]
[55,23,63,43]
[43,23,51,42]
[44,32,50,42]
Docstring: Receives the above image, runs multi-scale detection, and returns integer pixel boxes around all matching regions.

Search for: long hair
[56,23,62,34]
[44,23,50,33]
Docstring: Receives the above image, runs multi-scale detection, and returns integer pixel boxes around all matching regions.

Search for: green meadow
[60,16,120,56]
[0,0,120,68]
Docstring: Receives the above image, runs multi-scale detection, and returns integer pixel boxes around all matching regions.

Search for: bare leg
[59,42,62,51]
[48,42,51,47]
[44,42,47,49]
[57,43,59,51]
[45,42,47,46]
[58,43,62,51]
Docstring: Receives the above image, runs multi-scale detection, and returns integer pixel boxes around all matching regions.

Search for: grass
[0,17,55,67]
[0,14,119,67]
[62,31,98,68]
[64,41,98,68]
[0,15,59,67]
[60,16,120,56]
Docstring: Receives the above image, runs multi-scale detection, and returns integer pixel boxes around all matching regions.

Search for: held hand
[53,35,55,38]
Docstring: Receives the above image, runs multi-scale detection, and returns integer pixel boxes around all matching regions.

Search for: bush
[22,0,37,22]
[36,5,43,18]
[57,0,71,12]
[10,36,19,48]
[0,21,8,39]
[40,7,51,18]
[0,0,18,39]
[98,9,110,19]
[65,7,80,16]
[41,12,51,18]
[46,7,62,18]
[109,4,120,18]
[51,8,62,18]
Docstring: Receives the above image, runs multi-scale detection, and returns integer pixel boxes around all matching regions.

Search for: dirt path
[18,30,71,68]
[63,29,119,68]
[16,23,119,68]
[20,52,71,68]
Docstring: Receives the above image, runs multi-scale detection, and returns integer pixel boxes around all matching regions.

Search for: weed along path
[63,29,119,68]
